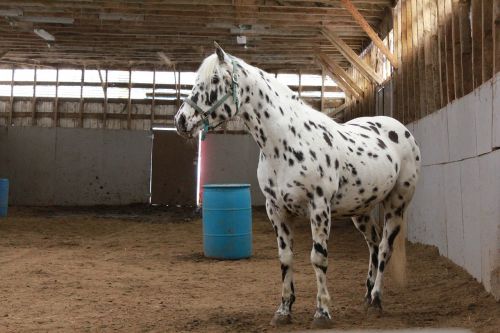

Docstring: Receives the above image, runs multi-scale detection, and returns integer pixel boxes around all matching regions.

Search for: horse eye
[211,77,219,84]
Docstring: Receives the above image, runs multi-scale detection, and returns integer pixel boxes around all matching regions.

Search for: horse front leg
[266,200,295,326]
[309,198,333,328]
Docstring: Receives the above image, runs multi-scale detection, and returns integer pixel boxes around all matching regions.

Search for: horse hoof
[270,313,291,326]
[363,298,372,312]
[311,316,333,329]
[370,293,383,314]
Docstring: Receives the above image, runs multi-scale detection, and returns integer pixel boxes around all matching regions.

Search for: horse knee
[279,250,293,266]
[310,246,328,268]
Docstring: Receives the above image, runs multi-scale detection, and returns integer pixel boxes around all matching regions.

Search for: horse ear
[214,41,226,62]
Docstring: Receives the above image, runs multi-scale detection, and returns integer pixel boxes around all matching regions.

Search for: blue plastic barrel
[0,179,9,217]
[202,184,252,259]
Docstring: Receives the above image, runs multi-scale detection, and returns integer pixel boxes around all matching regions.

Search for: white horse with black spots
[175,43,420,328]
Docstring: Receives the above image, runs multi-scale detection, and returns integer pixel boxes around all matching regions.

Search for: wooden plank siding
[0,0,497,128]
[342,0,498,125]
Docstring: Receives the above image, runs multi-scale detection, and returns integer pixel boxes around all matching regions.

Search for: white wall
[406,73,500,300]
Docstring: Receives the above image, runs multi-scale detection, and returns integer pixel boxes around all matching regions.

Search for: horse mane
[196,54,221,84]
[196,52,295,98]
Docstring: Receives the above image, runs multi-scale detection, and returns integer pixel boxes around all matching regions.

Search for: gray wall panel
[202,133,265,206]
[0,127,152,205]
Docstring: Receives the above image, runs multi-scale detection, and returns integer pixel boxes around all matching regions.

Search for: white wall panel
[447,93,477,161]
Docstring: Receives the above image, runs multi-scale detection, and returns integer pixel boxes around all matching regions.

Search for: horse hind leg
[351,214,381,305]
[309,199,333,329]
[370,168,417,310]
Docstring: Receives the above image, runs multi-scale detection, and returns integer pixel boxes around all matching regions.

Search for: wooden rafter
[318,63,358,99]
[0,0,394,72]
[322,26,384,85]
[317,52,364,98]
[339,0,398,68]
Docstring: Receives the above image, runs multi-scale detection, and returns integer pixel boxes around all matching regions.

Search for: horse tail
[389,211,407,287]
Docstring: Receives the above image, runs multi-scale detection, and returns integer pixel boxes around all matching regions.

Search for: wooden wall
[342,0,499,123]
[0,70,343,131]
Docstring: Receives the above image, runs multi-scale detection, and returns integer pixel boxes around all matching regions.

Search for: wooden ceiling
[0,0,394,72]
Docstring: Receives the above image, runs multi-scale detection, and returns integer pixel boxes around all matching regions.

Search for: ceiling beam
[316,63,360,99]
[317,52,364,98]
[322,26,384,85]
[339,0,398,68]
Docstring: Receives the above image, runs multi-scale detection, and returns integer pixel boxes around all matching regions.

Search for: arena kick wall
[406,73,500,300]
[0,127,152,205]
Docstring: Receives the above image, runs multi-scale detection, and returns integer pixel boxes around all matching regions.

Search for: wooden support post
[127,68,132,130]
[339,0,399,69]
[322,27,384,85]
[298,70,302,98]
[472,0,483,88]
[98,69,108,128]
[151,69,156,125]
[452,0,464,99]
[8,65,13,126]
[320,69,325,113]
[482,0,493,82]
[437,0,448,107]
[79,67,84,127]
[458,0,473,95]
[401,0,408,123]
[430,0,441,112]
[393,2,400,120]
[445,0,456,102]
[424,0,435,117]
[409,0,419,121]
[54,68,59,127]
[405,0,415,122]
[495,0,500,74]
[31,66,37,126]
[417,0,426,119]
[176,70,181,110]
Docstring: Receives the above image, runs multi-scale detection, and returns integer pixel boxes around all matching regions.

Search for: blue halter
[183,57,241,140]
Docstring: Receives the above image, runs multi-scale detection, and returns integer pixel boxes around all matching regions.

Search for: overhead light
[0,9,23,17]
[34,28,55,41]
[20,16,74,24]
[99,13,144,21]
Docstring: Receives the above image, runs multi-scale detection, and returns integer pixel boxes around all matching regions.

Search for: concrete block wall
[0,127,152,205]
[407,73,500,300]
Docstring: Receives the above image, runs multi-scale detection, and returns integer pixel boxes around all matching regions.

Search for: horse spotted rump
[175,43,421,328]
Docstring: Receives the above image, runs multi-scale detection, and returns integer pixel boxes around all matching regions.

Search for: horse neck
[237,67,306,153]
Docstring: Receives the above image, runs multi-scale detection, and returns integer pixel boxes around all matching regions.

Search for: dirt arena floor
[0,206,498,333]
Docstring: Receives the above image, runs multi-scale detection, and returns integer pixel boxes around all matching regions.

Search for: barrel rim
[203,183,250,188]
